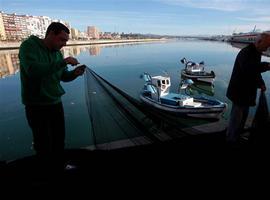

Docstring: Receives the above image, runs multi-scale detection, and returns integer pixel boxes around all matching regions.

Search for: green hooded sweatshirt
[19,35,76,105]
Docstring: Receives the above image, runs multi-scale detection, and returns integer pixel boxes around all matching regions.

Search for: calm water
[1,39,270,161]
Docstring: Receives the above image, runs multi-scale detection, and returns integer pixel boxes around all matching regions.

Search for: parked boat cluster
[140,57,227,120]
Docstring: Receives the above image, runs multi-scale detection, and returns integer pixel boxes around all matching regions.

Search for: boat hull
[229,33,259,44]
[181,70,215,84]
[140,94,226,119]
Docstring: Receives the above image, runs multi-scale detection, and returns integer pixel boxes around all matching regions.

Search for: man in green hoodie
[19,22,85,167]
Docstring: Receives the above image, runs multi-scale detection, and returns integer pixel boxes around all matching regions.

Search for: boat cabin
[185,62,204,73]
[144,75,202,107]
[151,75,171,97]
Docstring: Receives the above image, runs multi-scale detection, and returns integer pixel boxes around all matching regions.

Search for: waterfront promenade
[0,38,165,50]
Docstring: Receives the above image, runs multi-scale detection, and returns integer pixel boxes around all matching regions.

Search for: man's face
[266,36,270,51]
[51,30,69,51]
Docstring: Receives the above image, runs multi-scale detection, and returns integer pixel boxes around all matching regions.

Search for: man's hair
[255,31,270,43]
[262,31,270,35]
[45,22,70,37]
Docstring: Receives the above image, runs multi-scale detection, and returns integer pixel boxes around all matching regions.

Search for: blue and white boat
[140,73,226,119]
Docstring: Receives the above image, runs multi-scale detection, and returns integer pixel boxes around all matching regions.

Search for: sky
[1,0,270,36]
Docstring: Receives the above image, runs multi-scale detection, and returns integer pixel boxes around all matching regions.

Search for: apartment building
[87,26,100,39]
[0,11,70,41]
[0,12,7,40]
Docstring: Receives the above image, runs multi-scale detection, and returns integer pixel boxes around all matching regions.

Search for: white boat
[180,58,215,85]
[140,73,227,119]
[229,32,259,43]
[229,26,261,43]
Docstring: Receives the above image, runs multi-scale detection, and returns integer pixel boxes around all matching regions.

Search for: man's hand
[64,56,79,66]
[74,65,86,76]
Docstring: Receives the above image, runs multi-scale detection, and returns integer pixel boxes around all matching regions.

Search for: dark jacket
[226,44,269,106]
[19,35,77,105]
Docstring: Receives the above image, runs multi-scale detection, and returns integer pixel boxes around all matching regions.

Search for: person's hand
[64,56,79,66]
[261,85,266,92]
[74,65,86,76]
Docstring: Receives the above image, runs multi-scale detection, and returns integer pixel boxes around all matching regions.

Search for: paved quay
[0,38,166,50]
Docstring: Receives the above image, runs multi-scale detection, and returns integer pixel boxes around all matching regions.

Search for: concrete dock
[0,38,165,50]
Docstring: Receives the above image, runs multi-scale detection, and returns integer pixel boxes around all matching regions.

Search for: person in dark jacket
[226,32,270,145]
[19,22,86,170]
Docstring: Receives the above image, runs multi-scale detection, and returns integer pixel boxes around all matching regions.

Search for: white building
[26,15,52,38]
[0,12,7,40]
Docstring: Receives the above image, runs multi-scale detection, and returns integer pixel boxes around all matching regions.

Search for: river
[0,39,269,161]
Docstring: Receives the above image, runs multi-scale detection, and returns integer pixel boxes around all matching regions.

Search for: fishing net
[84,67,202,150]
[83,67,226,151]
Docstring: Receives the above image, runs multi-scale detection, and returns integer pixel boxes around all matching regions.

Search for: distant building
[78,31,88,40]
[0,11,76,41]
[0,12,7,40]
[101,32,113,39]
[26,15,48,38]
[1,12,28,41]
[0,11,113,42]
[71,27,79,40]
[0,11,53,40]
[87,26,100,39]
[27,15,52,38]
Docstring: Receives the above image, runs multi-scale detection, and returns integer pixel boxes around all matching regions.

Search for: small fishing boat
[180,58,215,84]
[140,73,226,119]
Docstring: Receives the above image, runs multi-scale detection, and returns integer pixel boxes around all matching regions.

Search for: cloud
[229,23,270,33]
[155,0,268,12]
[237,16,270,22]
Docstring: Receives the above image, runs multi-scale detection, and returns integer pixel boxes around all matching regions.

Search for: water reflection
[62,45,101,57]
[179,77,215,97]
[0,50,20,78]
[0,42,154,79]
[0,45,102,79]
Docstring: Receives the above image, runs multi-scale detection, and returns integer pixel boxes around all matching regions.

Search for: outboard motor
[144,83,159,101]
[180,79,194,89]
[180,58,187,64]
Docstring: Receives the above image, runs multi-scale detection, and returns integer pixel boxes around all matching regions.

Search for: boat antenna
[253,25,256,32]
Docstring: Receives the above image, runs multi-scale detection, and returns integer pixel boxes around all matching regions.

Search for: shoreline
[0,38,167,50]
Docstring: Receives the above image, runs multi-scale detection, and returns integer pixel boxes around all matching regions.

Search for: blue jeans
[226,103,249,144]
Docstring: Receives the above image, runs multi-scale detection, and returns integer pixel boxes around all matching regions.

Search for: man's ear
[48,30,56,37]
